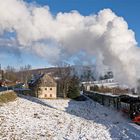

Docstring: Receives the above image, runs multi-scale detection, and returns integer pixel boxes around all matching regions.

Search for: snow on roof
[90,91,120,97]
[29,73,44,85]
[126,94,140,98]
[14,88,31,91]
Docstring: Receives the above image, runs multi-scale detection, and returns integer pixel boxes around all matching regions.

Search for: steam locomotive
[120,95,140,124]
[84,91,140,124]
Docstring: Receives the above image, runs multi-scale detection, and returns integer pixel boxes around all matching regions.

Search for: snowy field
[0,95,140,140]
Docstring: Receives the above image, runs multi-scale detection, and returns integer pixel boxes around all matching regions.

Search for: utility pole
[0,64,4,81]
[0,64,2,80]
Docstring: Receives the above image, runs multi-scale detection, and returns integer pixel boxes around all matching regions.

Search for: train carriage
[84,91,140,124]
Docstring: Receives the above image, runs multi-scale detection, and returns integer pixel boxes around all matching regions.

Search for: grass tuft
[0,91,17,104]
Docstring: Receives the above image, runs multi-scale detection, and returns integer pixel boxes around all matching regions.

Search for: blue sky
[1,0,140,69]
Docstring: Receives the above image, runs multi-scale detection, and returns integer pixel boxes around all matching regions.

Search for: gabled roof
[40,74,56,87]
[28,73,56,87]
[28,73,44,86]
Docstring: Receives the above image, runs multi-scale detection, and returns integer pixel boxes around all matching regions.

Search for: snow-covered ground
[0,95,140,140]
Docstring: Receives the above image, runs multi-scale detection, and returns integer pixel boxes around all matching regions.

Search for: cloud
[0,0,140,86]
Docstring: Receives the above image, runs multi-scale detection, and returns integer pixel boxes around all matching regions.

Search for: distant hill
[15,65,95,83]
[17,65,94,75]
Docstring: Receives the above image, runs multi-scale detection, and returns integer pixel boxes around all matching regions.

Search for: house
[28,73,57,99]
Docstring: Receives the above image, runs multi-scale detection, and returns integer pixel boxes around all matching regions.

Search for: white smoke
[0,0,140,87]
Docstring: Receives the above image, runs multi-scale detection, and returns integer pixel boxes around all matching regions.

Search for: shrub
[0,91,17,104]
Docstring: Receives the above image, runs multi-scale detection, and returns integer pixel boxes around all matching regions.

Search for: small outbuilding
[28,73,57,99]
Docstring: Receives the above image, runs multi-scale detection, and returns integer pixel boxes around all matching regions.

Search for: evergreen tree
[67,76,80,99]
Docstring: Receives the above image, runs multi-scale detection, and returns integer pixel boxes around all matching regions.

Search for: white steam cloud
[0,0,140,86]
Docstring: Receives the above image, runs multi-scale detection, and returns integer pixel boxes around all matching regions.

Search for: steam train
[84,91,140,124]
[120,95,140,123]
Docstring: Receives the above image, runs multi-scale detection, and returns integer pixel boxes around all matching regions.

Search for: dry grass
[0,91,17,104]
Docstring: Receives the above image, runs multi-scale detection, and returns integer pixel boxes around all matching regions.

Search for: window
[45,88,47,90]
[50,88,52,90]
[50,94,52,97]
[45,94,47,97]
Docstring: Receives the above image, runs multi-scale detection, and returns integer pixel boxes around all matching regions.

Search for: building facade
[28,74,57,99]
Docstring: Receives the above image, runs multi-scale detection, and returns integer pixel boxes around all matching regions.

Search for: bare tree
[4,65,17,81]
[56,62,72,98]
[19,64,32,87]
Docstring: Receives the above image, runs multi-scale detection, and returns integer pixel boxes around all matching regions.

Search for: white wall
[38,87,57,99]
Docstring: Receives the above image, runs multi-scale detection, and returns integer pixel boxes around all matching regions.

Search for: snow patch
[0,96,140,140]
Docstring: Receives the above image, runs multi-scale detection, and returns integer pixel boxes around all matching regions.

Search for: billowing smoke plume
[0,0,140,87]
